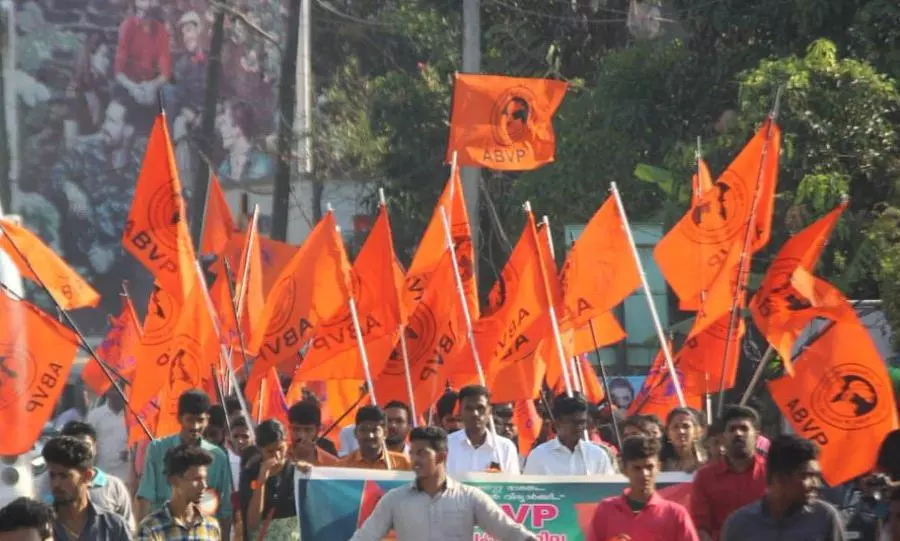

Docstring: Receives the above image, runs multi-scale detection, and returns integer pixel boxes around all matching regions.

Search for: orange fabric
[654,120,781,305]
[218,233,298,296]
[680,159,715,312]
[0,218,100,310]
[249,211,351,383]
[374,251,468,416]
[576,356,606,404]
[450,212,549,403]
[678,314,745,394]
[297,206,404,381]
[0,292,80,455]
[514,399,541,455]
[543,317,625,397]
[250,367,289,427]
[122,114,196,302]
[314,448,339,466]
[628,345,703,419]
[561,196,640,327]
[82,296,142,395]
[446,74,568,171]
[200,175,235,256]
[768,318,899,486]
[126,399,158,446]
[404,168,478,319]
[750,202,851,375]
[337,449,412,471]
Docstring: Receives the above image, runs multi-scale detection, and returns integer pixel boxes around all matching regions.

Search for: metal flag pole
[609,182,687,408]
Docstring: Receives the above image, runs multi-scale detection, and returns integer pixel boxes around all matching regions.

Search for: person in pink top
[587,435,699,541]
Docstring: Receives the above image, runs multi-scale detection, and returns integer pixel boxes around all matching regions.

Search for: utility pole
[462,0,481,258]
[190,3,227,248]
[270,0,302,241]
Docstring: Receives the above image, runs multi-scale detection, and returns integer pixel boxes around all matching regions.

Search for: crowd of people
[0,384,897,540]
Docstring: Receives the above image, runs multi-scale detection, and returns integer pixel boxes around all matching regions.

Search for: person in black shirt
[240,420,299,541]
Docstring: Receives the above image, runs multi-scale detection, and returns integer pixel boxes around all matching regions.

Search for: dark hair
[409,426,448,453]
[231,415,249,431]
[621,415,650,435]
[164,444,214,478]
[177,389,212,417]
[225,396,242,417]
[288,400,321,427]
[209,405,227,429]
[384,400,412,422]
[890,485,900,503]
[552,393,588,418]
[60,420,98,443]
[435,390,458,419]
[766,435,819,482]
[609,378,635,395]
[720,404,760,429]
[458,385,491,403]
[42,436,94,471]
[492,403,514,419]
[666,407,700,428]
[0,497,54,536]
[256,419,286,448]
[876,429,900,481]
[355,405,386,425]
[687,407,708,430]
[620,435,662,464]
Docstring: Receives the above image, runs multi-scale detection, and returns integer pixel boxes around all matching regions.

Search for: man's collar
[549,437,582,452]
[413,475,457,493]
[352,448,386,464]
[461,430,492,449]
[715,452,763,474]
[760,494,813,519]
[619,489,662,509]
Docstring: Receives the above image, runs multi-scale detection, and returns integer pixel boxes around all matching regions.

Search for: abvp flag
[0,292,80,455]
[446,74,568,171]
[768,319,898,486]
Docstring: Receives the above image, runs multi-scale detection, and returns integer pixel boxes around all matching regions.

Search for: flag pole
[223,204,260,382]
[191,258,255,427]
[715,86,783,417]
[587,320,623,450]
[0,222,154,440]
[527,206,574,397]
[540,215,582,394]
[609,182,687,408]
[379,188,417,422]
[739,345,774,406]
[330,203,378,405]
[120,281,144,338]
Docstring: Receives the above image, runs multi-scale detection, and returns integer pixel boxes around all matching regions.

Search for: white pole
[235,205,259,314]
[379,188,417,421]
[528,207,573,396]
[739,345,774,406]
[439,206,486,386]
[609,182,687,408]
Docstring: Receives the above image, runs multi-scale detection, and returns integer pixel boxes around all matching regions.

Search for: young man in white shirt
[85,389,129,482]
[446,385,520,475]
[524,393,615,476]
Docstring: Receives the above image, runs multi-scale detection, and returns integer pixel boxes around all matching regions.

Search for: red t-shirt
[114,16,172,82]
[689,453,767,541]
[587,492,699,541]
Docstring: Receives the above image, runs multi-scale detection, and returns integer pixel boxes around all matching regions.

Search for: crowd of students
[0,384,897,540]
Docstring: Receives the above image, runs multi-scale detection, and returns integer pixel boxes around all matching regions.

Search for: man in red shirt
[587,435,699,541]
[690,405,767,541]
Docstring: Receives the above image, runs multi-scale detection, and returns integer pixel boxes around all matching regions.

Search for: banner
[296,468,692,540]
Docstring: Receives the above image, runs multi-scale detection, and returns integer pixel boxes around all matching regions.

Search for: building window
[563,222,667,376]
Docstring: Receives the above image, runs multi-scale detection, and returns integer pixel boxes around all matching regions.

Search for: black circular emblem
[811,363,889,431]
[491,86,537,147]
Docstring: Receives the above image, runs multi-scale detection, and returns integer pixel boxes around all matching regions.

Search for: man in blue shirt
[137,389,232,538]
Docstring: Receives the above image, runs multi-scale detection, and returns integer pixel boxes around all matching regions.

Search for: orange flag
[200,175,236,256]
[128,277,218,417]
[0,218,100,310]
[122,114,196,302]
[514,399,542,456]
[375,252,468,416]
[655,119,781,304]
[452,212,550,403]
[0,292,80,455]
[82,295,142,395]
[677,314,745,394]
[296,205,405,381]
[219,233,298,295]
[404,168,478,318]
[751,202,851,374]
[252,367,289,427]
[126,399,158,446]
[249,211,351,383]
[561,196,640,327]
[628,345,702,419]
[544,316,625,397]
[768,319,899,486]
[446,74,568,171]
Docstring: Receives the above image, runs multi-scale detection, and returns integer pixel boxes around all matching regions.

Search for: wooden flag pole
[540,214,583,394]
[716,87,783,417]
[0,221,154,441]
[526,205,574,397]
[379,188,417,422]
[739,345,774,406]
[609,182,687,408]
